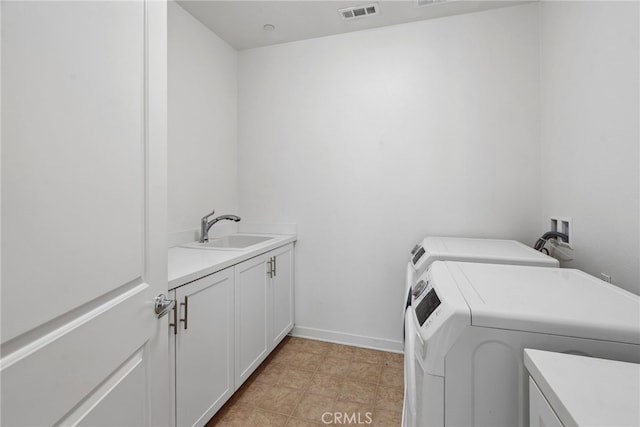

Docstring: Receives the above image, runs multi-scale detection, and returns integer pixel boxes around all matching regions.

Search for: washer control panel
[412,276,442,327]
[416,289,441,327]
[412,246,426,266]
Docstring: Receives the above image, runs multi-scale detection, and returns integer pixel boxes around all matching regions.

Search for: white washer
[404,237,559,314]
[404,261,640,427]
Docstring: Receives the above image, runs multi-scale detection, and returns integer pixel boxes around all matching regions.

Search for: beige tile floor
[207,336,404,426]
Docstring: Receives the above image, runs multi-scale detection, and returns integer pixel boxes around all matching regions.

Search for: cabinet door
[175,269,234,427]
[529,377,563,427]
[234,254,270,388]
[270,244,295,350]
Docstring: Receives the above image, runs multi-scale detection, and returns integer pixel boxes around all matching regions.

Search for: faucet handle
[202,209,216,221]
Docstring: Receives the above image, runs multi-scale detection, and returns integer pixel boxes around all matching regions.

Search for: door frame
[145,1,169,425]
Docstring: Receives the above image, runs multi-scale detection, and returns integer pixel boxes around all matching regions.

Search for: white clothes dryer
[404,237,559,314]
[402,237,559,426]
[403,261,640,427]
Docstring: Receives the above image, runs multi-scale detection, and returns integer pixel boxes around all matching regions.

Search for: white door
[1,1,169,425]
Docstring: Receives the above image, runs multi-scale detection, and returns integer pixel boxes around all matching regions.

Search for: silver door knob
[154,294,175,319]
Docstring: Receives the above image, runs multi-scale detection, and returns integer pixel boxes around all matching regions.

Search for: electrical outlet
[550,216,572,248]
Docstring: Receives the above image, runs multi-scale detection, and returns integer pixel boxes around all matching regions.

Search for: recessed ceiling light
[263,24,275,31]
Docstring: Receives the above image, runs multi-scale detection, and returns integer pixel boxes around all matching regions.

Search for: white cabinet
[172,268,234,427]
[529,377,563,427]
[525,348,640,427]
[235,243,295,387]
[170,242,295,425]
[269,244,295,350]
[234,253,270,387]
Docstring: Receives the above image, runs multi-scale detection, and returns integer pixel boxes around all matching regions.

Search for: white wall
[168,2,238,240]
[238,4,541,349]
[540,1,640,295]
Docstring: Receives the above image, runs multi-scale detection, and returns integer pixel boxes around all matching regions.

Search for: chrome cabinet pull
[273,256,277,277]
[170,304,178,335]
[180,296,189,330]
[266,256,278,278]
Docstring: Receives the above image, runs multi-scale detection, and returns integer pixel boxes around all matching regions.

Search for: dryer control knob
[412,280,427,298]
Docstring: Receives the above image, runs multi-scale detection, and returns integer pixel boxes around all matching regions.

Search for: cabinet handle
[180,296,189,330]
[273,256,277,277]
[170,303,178,335]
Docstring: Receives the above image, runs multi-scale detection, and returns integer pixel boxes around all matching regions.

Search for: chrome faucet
[199,209,241,243]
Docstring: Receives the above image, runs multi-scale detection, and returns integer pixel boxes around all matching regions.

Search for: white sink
[180,234,274,251]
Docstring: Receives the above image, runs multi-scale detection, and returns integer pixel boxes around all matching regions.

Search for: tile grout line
[285,341,328,426]
[208,338,403,426]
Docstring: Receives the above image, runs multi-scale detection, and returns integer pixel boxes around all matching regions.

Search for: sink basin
[206,235,273,248]
[180,234,274,250]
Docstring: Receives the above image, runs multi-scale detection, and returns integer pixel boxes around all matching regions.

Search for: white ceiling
[177,0,530,50]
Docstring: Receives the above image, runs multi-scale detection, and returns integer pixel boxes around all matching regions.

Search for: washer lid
[426,237,559,267]
[440,262,640,345]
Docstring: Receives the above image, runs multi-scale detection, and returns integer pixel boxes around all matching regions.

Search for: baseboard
[291,325,403,353]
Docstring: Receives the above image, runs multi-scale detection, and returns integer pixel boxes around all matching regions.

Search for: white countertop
[524,349,640,427]
[168,233,296,289]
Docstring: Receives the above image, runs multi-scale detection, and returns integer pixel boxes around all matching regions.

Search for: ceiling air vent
[338,3,379,20]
